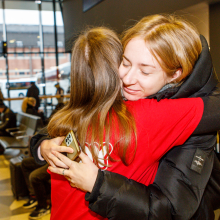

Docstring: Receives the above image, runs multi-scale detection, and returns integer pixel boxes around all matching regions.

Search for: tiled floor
[0,149,50,220]
[0,149,219,220]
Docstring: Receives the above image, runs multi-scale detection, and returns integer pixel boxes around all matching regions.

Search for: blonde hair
[122,14,202,82]
[21,97,36,112]
[48,27,136,166]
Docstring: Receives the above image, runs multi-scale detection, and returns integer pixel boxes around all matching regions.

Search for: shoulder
[125,98,204,120]
[127,97,203,107]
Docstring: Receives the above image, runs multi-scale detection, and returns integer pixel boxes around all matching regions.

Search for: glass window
[0,4,5,102]
[36,53,56,93]
[56,3,65,53]
[4,1,40,112]
[5,1,40,49]
[16,41,23,47]
[0,5,3,42]
[1,0,69,114]
[42,2,55,52]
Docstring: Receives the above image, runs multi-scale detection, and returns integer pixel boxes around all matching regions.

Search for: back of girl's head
[48,27,136,166]
[70,27,123,109]
[122,14,202,82]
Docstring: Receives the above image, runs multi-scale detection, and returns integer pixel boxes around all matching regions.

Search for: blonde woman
[31,15,220,219]
[22,97,45,123]
[21,97,36,113]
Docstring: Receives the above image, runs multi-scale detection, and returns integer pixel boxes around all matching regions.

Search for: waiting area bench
[0,112,43,155]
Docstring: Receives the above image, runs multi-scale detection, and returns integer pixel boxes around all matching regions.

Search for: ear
[170,68,182,83]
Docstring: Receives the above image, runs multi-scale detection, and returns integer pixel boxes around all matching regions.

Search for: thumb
[79,151,92,164]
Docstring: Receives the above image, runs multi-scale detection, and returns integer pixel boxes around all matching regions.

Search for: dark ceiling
[63,0,220,51]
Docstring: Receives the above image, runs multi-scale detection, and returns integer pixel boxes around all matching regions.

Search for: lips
[123,86,139,94]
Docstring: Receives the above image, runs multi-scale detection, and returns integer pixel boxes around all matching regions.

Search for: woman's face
[119,37,173,101]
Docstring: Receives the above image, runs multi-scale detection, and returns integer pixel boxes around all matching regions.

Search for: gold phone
[61,131,81,161]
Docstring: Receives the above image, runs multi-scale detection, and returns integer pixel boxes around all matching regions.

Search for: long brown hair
[48,27,136,166]
[122,14,202,83]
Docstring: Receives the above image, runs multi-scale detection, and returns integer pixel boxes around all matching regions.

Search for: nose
[121,67,137,85]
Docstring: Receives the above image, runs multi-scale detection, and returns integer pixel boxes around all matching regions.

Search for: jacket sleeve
[30,127,50,165]
[193,87,220,134]
[85,133,216,220]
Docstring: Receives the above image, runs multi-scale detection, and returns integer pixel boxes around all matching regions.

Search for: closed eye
[141,71,150,75]
[123,63,130,67]
[122,56,131,67]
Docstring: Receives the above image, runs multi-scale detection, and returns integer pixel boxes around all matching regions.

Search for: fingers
[50,155,69,169]
[44,149,69,168]
[70,183,79,189]
[65,176,71,182]
[53,136,65,145]
[42,138,73,154]
[78,151,93,164]
[48,166,70,177]
[41,137,74,169]
[46,141,73,154]
[52,151,73,168]
[47,159,56,168]
[56,145,74,154]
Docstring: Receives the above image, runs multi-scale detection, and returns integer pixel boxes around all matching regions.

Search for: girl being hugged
[47,27,137,220]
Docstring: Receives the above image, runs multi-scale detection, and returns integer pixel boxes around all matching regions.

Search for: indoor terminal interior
[0,0,220,219]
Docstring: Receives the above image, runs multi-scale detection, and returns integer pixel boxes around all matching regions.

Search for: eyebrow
[123,55,156,68]
[122,55,130,62]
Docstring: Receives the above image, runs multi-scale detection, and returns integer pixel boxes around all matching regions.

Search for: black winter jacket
[30,36,220,219]
[84,35,220,220]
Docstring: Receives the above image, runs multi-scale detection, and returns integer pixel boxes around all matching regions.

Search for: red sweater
[49,98,204,220]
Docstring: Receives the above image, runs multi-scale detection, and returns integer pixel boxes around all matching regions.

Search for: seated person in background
[21,97,45,124]
[0,99,16,136]
[54,83,64,104]
[21,157,51,219]
[20,102,66,219]
[26,81,40,111]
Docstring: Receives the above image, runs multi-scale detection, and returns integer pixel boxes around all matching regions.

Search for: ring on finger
[62,169,65,176]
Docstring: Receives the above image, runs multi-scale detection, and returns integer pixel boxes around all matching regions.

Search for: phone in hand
[61,131,81,161]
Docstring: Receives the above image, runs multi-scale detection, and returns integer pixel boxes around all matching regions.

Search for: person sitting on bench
[21,157,51,219]
[21,97,45,125]
[0,99,16,136]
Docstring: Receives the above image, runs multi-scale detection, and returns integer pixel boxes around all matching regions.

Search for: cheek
[138,75,152,89]
[118,64,125,79]
[139,76,163,94]
[161,71,171,84]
